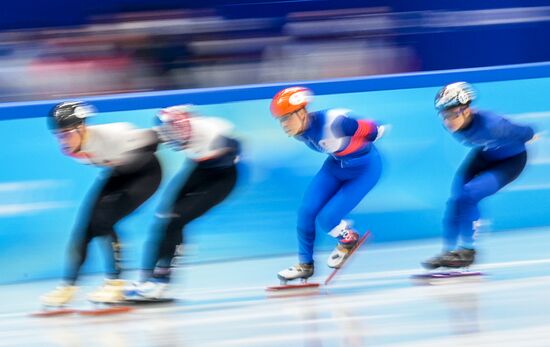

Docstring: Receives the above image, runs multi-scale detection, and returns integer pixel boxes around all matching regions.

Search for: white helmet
[155,104,194,148]
[434,82,476,111]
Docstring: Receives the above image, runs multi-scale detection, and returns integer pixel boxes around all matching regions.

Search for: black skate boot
[422,248,476,270]
[441,248,476,268]
[422,251,453,270]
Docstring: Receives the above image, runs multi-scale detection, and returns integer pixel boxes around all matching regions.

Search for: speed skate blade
[266,283,320,292]
[411,271,484,285]
[122,297,175,305]
[31,308,76,317]
[77,306,134,316]
[411,271,483,279]
[324,230,371,286]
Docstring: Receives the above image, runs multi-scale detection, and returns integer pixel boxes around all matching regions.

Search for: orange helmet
[270,86,313,117]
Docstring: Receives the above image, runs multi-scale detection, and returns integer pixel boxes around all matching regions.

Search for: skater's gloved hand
[374,124,390,142]
[526,131,545,144]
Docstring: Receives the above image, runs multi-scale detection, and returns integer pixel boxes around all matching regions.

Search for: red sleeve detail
[335,120,376,157]
[355,120,376,137]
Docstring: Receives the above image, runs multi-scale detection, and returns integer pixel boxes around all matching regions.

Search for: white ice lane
[1,229,550,347]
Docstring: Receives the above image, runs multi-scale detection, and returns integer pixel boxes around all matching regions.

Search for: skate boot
[327,229,359,269]
[41,285,78,307]
[87,279,126,304]
[422,248,476,269]
[422,251,452,270]
[441,248,476,268]
[277,263,314,284]
[131,280,169,300]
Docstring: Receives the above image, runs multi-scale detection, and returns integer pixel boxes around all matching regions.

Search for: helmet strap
[72,125,87,153]
[297,108,309,134]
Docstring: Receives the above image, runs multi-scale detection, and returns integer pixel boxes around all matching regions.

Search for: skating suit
[63,123,162,283]
[68,123,159,172]
[147,116,240,275]
[443,110,534,250]
[294,109,382,264]
[161,115,240,168]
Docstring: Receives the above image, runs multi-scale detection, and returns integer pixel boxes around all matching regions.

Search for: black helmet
[48,101,94,132]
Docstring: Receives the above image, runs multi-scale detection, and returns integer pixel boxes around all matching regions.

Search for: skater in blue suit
[270,86,383,283]
[423,82,535,269]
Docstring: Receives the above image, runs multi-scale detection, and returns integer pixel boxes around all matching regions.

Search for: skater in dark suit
[423,82,534,270]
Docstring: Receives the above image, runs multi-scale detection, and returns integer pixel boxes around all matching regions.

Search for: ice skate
[123,280,174,303]
[327,229,359,269]
[133,281,168,299]
[32,285,79,317]
[422,251,452,270]
[443,248,476,268]
[87,279,126,304]
[277,263,314,285]
[414,248,481,283]
[267,263,319,292]
[422,248,476,270]
[40,285,78,307]
[324,231,370,285]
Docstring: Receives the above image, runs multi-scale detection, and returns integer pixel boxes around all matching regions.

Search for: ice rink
[1,227,549,347]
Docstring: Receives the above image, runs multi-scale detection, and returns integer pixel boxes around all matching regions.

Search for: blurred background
[2,0,550,280]
[1,0,550,282]
[1,0,550,102]
[1,2,550,346]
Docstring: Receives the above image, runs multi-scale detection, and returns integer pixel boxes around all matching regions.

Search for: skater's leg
[150,165,237,280]
[91,159,162,278]
[443,149,489,251]
[442,150,526,255]
[277,161,340,282]
[62,174,117,285]
[296,160,342,264]
[455,151,527,249]
[43,181,110,306]
[63,230,95,285]
[101,232,122,280]
[65,158,161,283]
[317,151,382,268]
[316,150,382,236]
[45,158,161,306]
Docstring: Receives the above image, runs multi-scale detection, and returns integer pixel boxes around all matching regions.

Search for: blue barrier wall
[1,63,549,283]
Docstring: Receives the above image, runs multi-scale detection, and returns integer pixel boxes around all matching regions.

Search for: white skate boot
[277,263,314,284]
[327,229,359,269]
[124,280,168,300]
[87,279,126,304]
[41,285,78,307]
